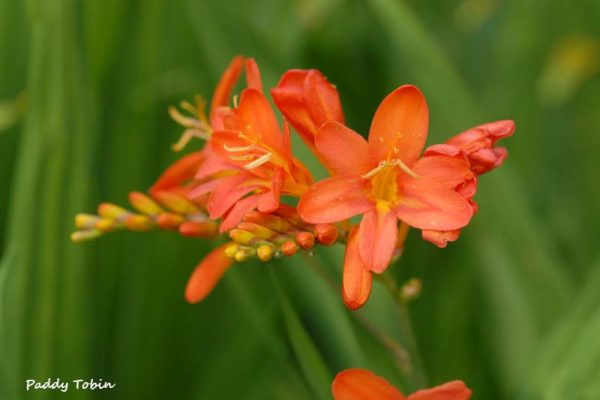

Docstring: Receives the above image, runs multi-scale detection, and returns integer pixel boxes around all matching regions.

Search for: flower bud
[70,230,102,242]
[98,203,129,220]
[129,191,164,216]
[295,232,315,250]
[156,212,184,230]
[257,245,274,262]
[234,247,256,262]
[315,224,338,245]
[75,214,100,229]
[153,190,198,214]
[179,221,218,238]
[125,215,153,231]
[280,241,298,256]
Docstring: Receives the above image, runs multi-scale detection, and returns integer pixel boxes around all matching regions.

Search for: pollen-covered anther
[314,224,338,246]
[295,232,315,250]
[280,241,298,256]
[156,212,185,230]
[224,143,257,152]
[257,245,275,262]
[129,192,164,216]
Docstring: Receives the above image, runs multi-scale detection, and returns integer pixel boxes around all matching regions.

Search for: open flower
[332,368,472,400]
[298,85,477,273]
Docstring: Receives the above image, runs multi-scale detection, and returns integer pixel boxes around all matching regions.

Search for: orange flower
[332,368,472,400]
[299,85,478,274]
[185,244,234,303]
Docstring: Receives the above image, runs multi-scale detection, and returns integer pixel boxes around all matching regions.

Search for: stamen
[394,159,420,178]
[229,154,255,161]
[361,161,387,179]
[224,143,257,152]
[171,129,210,152]
[244,152,273,170]
[168,106,200,128]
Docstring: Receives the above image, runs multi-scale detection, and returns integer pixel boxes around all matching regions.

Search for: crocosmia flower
[332,368,472,400]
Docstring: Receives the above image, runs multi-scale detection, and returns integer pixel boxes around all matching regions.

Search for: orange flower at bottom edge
[332,369,472,400]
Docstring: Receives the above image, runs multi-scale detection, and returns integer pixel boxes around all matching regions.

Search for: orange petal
[358,210,398,273]
[407,381,472,400]
[421,229,461,248]
[210,56,245,125]
[257,167,283,213]
[219,194,261,232]
[342,229,373,310]
[207,174,258,219]
[368,85,429,164]
[315,121,376,176]
[150,151,203,195]
[298,176,373,224]
[245,58,263,92]
[185,244,234,303]
[395,176,473,231]
[332,369,406,400]
[411,155,474,189]
[238,88,282,151]
[304,69,345,128]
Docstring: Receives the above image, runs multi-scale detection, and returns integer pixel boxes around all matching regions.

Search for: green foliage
[0,0,599,399]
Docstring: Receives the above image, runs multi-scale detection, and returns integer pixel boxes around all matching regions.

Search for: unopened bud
[295,232,315,250]
[95,218,118,232]
[234,247,256,262]
[179,221,218,238]
[315,224,338,245]
[242,211,296,234]
[125,215,153,231]
[257,245,274,262]
[225,243,240,258]
[75,214,100,229]
[236,222,278,240]
[153,191,198,214]
[400,278,422,302]
[280,241,298,256]
[70,230,102,242]
[156,212,184,230]
[98,203,130,220]
[129,191,163,216]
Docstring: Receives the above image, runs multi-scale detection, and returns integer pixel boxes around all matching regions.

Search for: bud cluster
[225,207,344,262]
[71,191,218,242]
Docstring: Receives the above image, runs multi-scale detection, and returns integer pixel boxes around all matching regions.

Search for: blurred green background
[1,0,599,399]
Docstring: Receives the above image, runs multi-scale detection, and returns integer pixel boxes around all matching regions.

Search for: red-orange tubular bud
[156,213,184,230]
[295,232,315,250]
[315,224,338,245]
[185,244,234,303]
[280,241,298,256]
[342,229,372,310]
[179,221,218,238]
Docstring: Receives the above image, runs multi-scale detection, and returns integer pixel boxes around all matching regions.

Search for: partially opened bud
[280,241,298,256]
[185,244,234,303]
[342,229,372,310]
[422,229,460,248]
[295,232,315,250]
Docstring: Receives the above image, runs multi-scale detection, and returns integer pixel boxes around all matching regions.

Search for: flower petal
[369,85,429,164]
[358,210,398,273]
[332,369,406,400]
[185,244,234,303]
[219,194,261,232]
[343,229,373,310]
[149,151,203,196]
[395,175,473,231]
[207,174,258,219]
[298,176,373,224]
[411,155,474,188]
[245,58,263,92]
[210,56,244,125]
[407,381,472,400]
[257,167,283,213]
[315,121,377,176]
[421,229,461,248]
[238,88,282,151]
